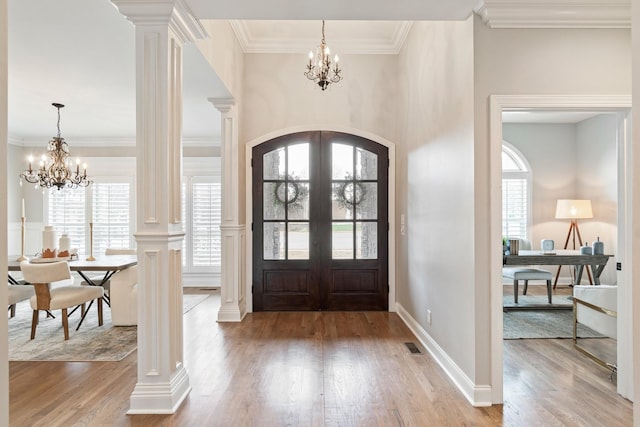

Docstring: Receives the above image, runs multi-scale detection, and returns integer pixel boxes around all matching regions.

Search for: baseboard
[395,302,493,407]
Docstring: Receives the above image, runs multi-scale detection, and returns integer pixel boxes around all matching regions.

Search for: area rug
[504,309,604,339]
[503,294,572,311]
[8,293,210,362]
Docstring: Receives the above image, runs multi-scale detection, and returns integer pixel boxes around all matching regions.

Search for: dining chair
[503,238,553,304]
[20,260,104,340]
[7,282,34,318]
[80,247,136,303]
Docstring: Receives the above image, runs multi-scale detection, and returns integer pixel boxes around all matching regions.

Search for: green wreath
[273,174,308,211]
[333,173,367,210]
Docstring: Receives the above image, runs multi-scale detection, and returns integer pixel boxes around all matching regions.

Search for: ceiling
[7,0,625,146]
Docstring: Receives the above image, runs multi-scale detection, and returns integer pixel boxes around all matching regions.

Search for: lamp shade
[555,199,593,219]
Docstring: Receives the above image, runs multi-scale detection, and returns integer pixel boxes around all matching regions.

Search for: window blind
[92,182,131,254]
[181,178,222,271]
[502,178,527,240]
[192,182,221,266]
[47,188,86,254]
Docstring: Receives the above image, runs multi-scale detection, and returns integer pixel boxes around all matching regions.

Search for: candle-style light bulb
[334,54,339,63]
[28,155,33,171]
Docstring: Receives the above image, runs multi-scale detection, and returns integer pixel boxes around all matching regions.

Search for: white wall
[474,15,630,402]
[396,19,477,391]
[242,52,398,143]
[503,116,618,285]
[575,114,618,284]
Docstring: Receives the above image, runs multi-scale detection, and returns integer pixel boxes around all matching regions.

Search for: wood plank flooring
[9,288,633,426]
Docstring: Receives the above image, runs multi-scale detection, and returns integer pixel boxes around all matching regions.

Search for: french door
[252,131,388,311]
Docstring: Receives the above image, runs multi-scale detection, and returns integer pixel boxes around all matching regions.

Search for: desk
[503,250,612,286]
[8,254,137,290]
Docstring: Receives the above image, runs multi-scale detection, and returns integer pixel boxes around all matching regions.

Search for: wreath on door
[332,173,367,210]
[273,174,309,212]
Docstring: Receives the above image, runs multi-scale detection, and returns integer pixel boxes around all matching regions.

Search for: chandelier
[20,103,92,190]
[304,20,342,91]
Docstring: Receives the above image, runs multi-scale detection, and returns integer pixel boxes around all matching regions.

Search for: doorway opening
[489,95,632,404]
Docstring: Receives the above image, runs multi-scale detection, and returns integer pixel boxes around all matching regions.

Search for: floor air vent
[405,342,421,354]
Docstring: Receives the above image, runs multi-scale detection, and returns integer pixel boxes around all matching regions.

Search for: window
[46,187,87,254]
[502,143,531,240]
[92,182,132,253]
[45,178,134,255]
[182,176,222,274]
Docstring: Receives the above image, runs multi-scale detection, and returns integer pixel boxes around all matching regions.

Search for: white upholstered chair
[20,260,104,340]
[7,282,34,318]
[104,248,138,326]
[503,238,553,304]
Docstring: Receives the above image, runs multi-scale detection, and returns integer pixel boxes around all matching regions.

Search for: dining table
[503,249,613,286]
[7,254,137,296]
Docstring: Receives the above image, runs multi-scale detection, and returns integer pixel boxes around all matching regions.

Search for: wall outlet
[427,309,432,325]
[617,262,622,271]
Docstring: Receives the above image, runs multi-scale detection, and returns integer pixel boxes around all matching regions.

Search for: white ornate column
[112,0,206,414]
[209,98,246,322]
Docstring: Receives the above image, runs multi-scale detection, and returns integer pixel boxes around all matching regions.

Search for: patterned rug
[504,309,604,339]
[8,293,210,361]
[503,294,573,311]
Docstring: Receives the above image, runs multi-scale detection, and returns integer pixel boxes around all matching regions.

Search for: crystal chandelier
[304,20,342,91]
[20,103,92,190]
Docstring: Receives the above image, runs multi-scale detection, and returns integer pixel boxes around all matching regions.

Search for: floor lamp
[554,199,594,287]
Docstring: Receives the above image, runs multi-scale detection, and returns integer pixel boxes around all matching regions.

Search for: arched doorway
[252,131,389,311]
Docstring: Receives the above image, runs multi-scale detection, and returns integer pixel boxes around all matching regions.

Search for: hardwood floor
[9,287,632,426]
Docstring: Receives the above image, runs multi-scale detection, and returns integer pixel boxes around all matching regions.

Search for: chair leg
[547,280,552,304]
[523,280,529,295]
[97,298,103,326]
[31,310,38,339]
[62,308,69,340]
[513,280,519,304]
[10,304,16,318]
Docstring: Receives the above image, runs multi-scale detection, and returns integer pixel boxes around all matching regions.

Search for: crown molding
[475,0,630,28]
[229,20,413,54]
[9,136,219,148]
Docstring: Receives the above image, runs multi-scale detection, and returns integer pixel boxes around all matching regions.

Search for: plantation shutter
[92,182,131,254]
[191,182,221,267]
[47,188,86,255]
[502,178,527,239]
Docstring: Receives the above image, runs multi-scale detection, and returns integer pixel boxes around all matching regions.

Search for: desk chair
[20,260,103,340]
[503,238,553,304]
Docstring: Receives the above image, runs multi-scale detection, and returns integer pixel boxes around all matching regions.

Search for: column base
[217,302,246,322]
[127,365,191,414]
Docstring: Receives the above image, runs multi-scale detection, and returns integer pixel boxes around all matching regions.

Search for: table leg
[76,270,117,306]
[592,264,607,285]
[575,265,585,286]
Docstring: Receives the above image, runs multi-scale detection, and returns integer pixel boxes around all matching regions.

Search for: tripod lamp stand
[554,199,593,287]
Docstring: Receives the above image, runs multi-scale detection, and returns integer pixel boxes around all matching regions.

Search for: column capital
[112,0,207,42]
[209,97,237,114]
